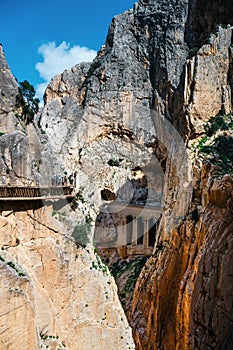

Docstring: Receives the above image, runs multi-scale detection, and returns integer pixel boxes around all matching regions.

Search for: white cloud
[35,41,97,101]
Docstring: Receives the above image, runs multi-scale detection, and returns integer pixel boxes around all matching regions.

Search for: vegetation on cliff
[194,113,233,175]
[16,80,40,124]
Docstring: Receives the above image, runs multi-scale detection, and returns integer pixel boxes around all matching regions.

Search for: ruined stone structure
[95,202,161,258]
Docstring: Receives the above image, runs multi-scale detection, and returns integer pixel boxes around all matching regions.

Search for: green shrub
[16,80,39,124]
[196,136,210,153]
[72,224,91,247]
[88,60,101,76]
[71,189,85,210]
[197,113,233,173]
[205,114,229,136]
[188,47,199,58]
[85,214,93,225]
[196,134,233,174]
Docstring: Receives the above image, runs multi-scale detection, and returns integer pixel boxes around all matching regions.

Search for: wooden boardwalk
[0,186,74,201]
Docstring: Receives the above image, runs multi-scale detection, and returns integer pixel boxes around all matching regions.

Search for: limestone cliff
[39,0,233,349]
[1,0,233,349]
[0,47,135,349]
[0,201,134,350]
[131,167,233,349]
[0,45,57,187]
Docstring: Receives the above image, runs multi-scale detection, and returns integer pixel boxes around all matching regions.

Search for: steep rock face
[0,46,56,186]
[183,26,233,136]
[41,0,191,146]
[0,47,135,349]
[186,0,233,47]
[0,44,19,130]
[39,0,192,236]
[190,174,233,349]
[40,3,163,148]
[40,0,233,203]
[0,202,135,349]
[129,3,233,349]
[131,167,233,349]
[41,63,91,153]
[38,0,233,349]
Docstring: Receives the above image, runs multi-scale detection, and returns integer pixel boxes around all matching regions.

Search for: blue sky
[0,0,135,99]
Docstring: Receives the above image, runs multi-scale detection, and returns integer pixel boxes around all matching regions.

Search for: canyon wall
[0,46,135,349]
[0,201,134,350]
[39,0,233,348]
[0,0,233,349]
[131,166,233,349]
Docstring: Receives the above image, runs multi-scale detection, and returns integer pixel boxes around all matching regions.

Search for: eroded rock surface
[0,202,135,350]
[1,0,233,349]
[39,1,233,348]
[0,43,135,350]
[0,45,57,186]
[131,166,233,349]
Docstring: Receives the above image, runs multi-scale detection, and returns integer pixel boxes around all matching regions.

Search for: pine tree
[17,80,40,124]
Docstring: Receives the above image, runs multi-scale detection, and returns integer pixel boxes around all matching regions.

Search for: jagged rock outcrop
[0,44,19,131]
[0,45,56,186]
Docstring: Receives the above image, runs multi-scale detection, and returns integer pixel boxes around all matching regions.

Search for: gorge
[0,0,233,349]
